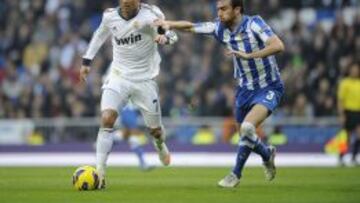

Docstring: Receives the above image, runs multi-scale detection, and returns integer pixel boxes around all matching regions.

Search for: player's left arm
[232,35,285,59]
[228,16,285,59]
[151,5,178,45]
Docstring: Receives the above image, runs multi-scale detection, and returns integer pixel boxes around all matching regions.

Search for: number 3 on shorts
[266,91,275,101]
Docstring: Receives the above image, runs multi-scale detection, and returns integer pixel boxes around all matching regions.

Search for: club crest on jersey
[133,21,140,29]
[114,34,142,45]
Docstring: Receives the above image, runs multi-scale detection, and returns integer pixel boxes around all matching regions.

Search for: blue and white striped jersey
[193,15,282,90]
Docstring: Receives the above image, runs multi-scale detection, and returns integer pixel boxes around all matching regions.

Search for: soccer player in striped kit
[154,0,285,188]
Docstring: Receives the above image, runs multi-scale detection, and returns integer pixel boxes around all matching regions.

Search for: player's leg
[349,113,360,165]
[127,131,153,171]
[120,108,151,170]
[96,109,117,185]
[241,105,276,181]
[338,113,351,166]
[218,88,250,188]
[131,80,171,166]
[219,86,283,188]
[97,88,129,189]
[351,125,360,165]
[113,129,125,143]
[341,111,357,166]
[237,105,270,169]
[218,105,270,188]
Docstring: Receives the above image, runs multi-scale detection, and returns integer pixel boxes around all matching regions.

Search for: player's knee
[240,122,256,137]
[149,127,162,140]
[101,110,118,128]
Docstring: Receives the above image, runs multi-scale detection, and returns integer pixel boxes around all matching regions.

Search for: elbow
[276,40,285,53]
[277,39,285,53]
[267,37,285,54]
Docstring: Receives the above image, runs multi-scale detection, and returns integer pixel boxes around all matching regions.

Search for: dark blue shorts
[235,82,284,123]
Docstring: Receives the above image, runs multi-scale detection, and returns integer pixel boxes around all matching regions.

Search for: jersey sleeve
[193,22,216,34]
[144,4,165,21]
[83,12,111,61]
[250,15,275,43]
[152,5,165,20]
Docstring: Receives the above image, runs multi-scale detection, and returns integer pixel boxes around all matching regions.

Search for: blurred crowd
[0,0,359,119]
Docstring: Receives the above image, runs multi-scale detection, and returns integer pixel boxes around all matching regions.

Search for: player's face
[120,0,140,14]
[217,0,240,25]
[349,64,360,78]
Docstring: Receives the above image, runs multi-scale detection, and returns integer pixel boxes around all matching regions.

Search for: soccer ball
[72,166,99,191]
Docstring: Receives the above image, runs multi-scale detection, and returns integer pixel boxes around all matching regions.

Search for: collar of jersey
[117,7,140,21]
[232,15,249,35]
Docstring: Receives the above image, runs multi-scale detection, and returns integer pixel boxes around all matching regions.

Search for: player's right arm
[154,19,216,34]
[80,11,111,83]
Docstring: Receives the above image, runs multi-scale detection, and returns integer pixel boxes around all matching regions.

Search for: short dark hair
[231,0,244,13]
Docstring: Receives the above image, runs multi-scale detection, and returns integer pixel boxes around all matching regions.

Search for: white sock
[113,130,124,142]
[96,128,114,178]
[128,135,141,150]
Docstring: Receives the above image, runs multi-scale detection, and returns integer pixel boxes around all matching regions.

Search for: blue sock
[253,140,270,162]
[232,144,252,179]
[132,146,146,168]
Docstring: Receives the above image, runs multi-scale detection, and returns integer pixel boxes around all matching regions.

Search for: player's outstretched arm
[154,19,216,35]
[165,21,196,32]
[154,19,195,32]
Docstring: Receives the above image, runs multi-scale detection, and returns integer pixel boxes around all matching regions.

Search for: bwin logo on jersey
[114,34,142,45]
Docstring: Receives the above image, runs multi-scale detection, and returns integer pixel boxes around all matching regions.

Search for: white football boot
[98,177,106,190]
[218,172,240,188]
[153,139,171,166]
[96,168,106,190]
[263,145,276,181]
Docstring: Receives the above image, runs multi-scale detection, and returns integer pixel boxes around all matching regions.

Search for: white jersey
[83,3,166,81]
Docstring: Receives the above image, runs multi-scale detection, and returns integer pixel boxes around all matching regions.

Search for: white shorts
[100,73,162,129]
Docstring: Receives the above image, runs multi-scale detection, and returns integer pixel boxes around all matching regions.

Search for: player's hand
[154,35,168,45]
[226,49,251,60]
[79,65,90,84]
[153,19,170,30]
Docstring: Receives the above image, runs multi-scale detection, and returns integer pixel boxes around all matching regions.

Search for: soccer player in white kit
[79,0,178,189]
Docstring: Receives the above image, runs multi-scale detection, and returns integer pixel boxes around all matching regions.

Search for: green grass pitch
[0,167,359,203]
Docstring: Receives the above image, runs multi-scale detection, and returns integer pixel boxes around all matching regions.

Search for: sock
[112,130,124,143]
[129,136,146,168]
[352,139,360,162]
[253,138,271,162]
[232,141,252,179]
[133,146,146,168]
[231,122,257,178]
[240,122,271,162]
[96,128,114,178]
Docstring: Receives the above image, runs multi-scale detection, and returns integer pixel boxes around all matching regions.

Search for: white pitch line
[0,153,345,167]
